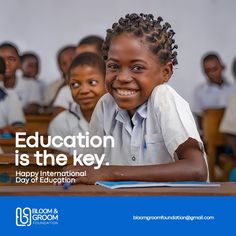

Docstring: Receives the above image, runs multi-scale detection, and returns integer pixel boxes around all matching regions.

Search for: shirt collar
[115,102,147,124]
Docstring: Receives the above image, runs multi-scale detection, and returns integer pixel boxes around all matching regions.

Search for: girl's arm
[64,138,208,184]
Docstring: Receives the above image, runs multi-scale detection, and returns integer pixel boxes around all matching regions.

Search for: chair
[202,108,225,181]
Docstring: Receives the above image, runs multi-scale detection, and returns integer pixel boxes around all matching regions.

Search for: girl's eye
[106,63,120,71]
[89,80,98,86]
[132,65,144,72]
[70,82,80,88]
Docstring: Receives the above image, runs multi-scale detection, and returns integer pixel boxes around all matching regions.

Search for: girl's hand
[62,165,114,185]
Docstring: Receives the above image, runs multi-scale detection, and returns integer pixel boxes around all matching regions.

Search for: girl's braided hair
[103,13,178,65]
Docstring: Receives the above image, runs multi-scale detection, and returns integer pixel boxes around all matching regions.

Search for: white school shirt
[43,78,65,106]
[0,87,25,128]
[193,81,232,116]
[14,76,43,107]
[220,92,236,135]
[48,103,89,153]
[88,84,208,171]
[52,85,73,110]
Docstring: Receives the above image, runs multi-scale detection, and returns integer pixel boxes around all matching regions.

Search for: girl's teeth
[117,89,136,96]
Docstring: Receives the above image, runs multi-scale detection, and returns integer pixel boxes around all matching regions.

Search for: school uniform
[52,85,73,110]
[48,103,89,153]
[220,93,236,135]
[0,87,25,128]
[193,80,232,116]
[43,78,65,106]
[88,84,208,174]
[14,76,43,108]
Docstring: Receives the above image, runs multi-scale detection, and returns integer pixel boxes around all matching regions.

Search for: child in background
[193,53,232,129]
[21,52,40,79]
[65,13,208,184]
[0,42,42,114]
[21,52,44,100]
[44,45,76,113]
[48,52,106,153]
[52,37,105,116]
[76,35,104,56]
[0,56,25,138]
[219,58,236,180]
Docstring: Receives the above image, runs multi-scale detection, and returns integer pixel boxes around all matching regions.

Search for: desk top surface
[0,182,235,196]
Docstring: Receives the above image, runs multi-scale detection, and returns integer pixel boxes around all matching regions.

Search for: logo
[16,207,32,226]
[16,207,59,226]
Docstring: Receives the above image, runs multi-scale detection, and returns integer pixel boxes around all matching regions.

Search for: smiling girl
[65,13,208,183]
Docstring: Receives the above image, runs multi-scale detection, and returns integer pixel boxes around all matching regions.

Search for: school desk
[0,153,73,186]
[0,136,50,153]
[25,114,53,134]
[0,182,235,196]
[1,154,235,196]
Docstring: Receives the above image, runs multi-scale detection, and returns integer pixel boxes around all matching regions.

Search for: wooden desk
[1,155,235,196]
[0,182,235,196]
[0,136,50,153]
[25,114,53,135]
[26,115,53,123]
[0,153,72,186]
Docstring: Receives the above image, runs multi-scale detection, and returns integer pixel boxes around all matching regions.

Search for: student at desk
[48,52,106,153]
[44,45,76,115]
[52,36,105,116]
[193,53,232,130]
[65,13,208,184]
[0,56,25,153]
[0,42,42,115]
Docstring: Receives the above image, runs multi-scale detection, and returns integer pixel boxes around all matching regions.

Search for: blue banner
[0,196,235,235]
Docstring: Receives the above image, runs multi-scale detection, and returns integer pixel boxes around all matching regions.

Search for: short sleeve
[152,85,203,157]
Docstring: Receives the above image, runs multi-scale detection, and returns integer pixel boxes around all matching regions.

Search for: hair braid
[103,13,178,65]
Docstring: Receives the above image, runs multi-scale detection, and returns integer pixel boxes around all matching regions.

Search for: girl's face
[106,34,172,116]
[69,65,106,114]
[0,47,20,79]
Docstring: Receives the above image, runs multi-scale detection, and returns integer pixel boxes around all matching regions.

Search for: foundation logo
[16,207,59,226]
[16,207,31,226]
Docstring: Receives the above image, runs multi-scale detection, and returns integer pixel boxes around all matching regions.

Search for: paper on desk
[95,181,221,189]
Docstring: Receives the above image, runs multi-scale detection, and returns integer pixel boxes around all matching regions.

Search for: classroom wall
[1,0,236,108]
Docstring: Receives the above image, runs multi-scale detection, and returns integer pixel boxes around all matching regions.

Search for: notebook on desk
[95,181,221,189]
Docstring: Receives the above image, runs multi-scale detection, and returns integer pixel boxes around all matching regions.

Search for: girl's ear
[162,61,173,82]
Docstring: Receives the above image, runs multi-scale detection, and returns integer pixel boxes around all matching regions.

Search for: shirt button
[132,156,136,161]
